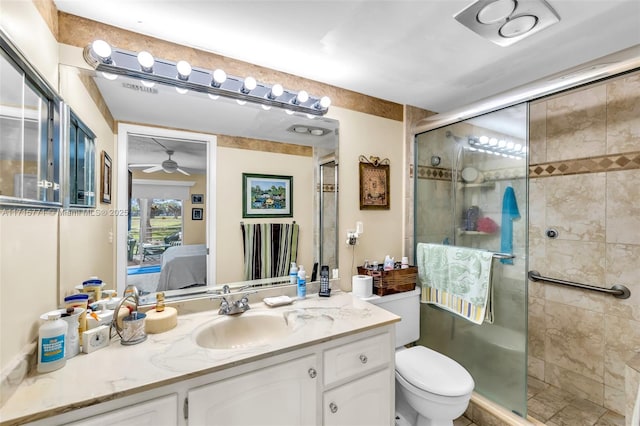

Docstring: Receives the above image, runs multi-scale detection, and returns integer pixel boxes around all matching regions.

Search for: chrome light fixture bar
[467,135,526,158]
[83,40,331,116]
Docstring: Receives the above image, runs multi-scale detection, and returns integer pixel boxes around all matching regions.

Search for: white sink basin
[193,311,293,349]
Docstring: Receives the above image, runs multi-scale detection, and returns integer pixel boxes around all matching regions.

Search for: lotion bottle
[289,262,298,286]
[37,312,68,373]
[297,265,306,299]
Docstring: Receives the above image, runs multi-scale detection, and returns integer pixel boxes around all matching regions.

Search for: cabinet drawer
[324,332,391,386]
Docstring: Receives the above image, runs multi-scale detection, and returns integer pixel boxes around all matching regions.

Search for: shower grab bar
[528,270,631,299]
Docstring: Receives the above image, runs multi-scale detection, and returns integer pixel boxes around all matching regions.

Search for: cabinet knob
[359,354,368,364]
[329,402,338,413]
[308,368,317,378]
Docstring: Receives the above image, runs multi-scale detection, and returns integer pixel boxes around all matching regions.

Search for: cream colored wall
[57,63,116,300]
[527,71,640,417]
[328,106,405,290]
[131,170,207,246]
[0,0,60,372]
[216,147,314,284]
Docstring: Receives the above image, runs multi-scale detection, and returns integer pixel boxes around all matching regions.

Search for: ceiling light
[208,93,219,100]
[91,40,112,63]
[294,126,308,133]
[310,129,324,136]
[454,0,560,47]
[175,87,188,94]
[141,80,155,88]
[83,41,331,115]
[137,51,154,72]
[176,60,192,80]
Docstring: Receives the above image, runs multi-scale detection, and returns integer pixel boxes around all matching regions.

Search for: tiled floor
[527,377,624,426]
[453,377,626,426]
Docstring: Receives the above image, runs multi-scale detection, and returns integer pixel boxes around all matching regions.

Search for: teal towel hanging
[500,186,520,264]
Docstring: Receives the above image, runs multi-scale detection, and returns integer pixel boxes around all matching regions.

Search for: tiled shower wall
[528,71,640,415]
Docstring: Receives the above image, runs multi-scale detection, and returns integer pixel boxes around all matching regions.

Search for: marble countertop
[0,292,399,425]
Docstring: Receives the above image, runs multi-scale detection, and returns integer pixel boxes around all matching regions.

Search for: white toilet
[367,288,474,426]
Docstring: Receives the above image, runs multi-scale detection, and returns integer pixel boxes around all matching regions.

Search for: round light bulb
[479,136,489,144]
[295,90,309,104]
[489,138,498,146]
[514,143,522,151]
[506,141,515,149]
[270,83,284,98]
[137,51,154,71]
[212,69,227,86]
[92,40,112,61]
[176,60,192,80]
[319,96,331,108]
[243,76,257,92]
[498,139,507,148]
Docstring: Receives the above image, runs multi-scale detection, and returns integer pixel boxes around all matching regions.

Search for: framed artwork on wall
[100,151,112,204]
[359,155,390,210]
[242,173,293,218]
[192,208,203,220]
[191,194,204,204]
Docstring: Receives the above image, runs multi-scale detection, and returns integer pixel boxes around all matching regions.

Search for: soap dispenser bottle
[297,265,306,299]
[289,262,298,286]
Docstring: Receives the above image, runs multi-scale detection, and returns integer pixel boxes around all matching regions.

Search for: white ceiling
[54,0,640,113]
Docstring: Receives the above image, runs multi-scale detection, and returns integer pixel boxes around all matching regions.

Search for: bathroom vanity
[0,292,398,426]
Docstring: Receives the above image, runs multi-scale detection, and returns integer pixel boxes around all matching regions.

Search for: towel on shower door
[500,186,520,265]
[417,243,494,325]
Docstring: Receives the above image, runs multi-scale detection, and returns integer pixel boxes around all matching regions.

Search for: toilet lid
[396,346,474,397]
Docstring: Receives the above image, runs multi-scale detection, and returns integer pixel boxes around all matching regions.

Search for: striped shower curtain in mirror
[241,223,299,280]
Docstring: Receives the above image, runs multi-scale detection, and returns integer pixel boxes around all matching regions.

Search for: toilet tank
[367,288,421,347]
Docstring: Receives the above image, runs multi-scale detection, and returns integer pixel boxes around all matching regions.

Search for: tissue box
[357,266,417,296]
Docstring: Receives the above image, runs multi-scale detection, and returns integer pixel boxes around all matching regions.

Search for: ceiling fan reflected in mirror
[129,138,191,176]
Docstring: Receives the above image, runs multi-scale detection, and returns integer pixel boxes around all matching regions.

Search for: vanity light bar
[467,135,526,158]
[83,40,331,116]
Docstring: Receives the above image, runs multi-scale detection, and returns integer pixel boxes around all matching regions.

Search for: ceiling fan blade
[143,165,163,173]
[177,167,191,176]
[128,163,157,168]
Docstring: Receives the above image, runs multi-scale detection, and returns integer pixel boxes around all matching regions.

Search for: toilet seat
[395,346,474,397]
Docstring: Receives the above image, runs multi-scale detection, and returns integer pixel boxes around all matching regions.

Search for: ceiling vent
[454,0,560,47]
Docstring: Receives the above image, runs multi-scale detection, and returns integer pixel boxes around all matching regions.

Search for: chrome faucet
[212,285,256,315]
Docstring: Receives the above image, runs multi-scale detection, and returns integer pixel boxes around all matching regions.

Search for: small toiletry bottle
[383,255,395,271]
[38,312,68,373]
[297,265,306,299]
[289,262,298,286]
[319,265,331,297]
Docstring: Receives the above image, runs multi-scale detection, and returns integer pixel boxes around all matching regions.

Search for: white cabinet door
[65,394,178,426]
[188,354,318,426]
[323,368,392,426]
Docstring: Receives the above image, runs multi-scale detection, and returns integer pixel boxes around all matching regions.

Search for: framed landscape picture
[242,173,293,218]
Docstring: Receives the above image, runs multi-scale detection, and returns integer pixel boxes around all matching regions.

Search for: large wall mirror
[60,65,339,299]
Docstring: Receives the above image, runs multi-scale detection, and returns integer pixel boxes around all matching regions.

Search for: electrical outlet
[346,230,358,245]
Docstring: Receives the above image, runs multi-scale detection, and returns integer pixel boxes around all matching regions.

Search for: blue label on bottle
[297,280,306,298]
[41,335,65,363]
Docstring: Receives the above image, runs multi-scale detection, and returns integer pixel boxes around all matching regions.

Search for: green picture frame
[242,173,293,218]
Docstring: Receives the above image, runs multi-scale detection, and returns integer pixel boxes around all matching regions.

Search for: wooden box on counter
[356,266,417,296]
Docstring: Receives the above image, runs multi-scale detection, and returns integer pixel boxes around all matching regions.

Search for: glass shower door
[414,103,528,417]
